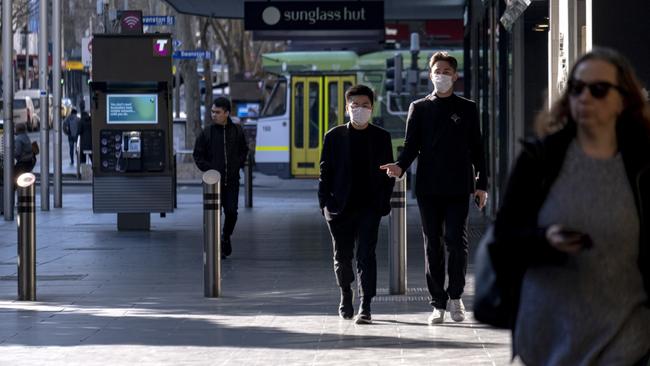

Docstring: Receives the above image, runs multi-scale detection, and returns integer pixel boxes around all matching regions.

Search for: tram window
[308,82,320,148]
[261,80,287,117]
[328,82,339,127]
[294,83,304,148]
[344,81,353,94]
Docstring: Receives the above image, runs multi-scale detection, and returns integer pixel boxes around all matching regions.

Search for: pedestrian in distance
[63,108,80,165]
[77,106,92,164]
[380,51,488,325]
[193,97,249,259]
[318,84,395,324]
[14,122,36,179]
[491,47,650,365]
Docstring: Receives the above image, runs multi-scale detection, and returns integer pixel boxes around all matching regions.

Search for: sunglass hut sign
[244,1,384,31]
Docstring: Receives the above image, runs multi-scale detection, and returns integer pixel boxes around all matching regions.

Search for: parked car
[13,96,39,131]
[15,89,52,129]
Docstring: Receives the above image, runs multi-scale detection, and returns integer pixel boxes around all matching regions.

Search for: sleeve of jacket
[14,139,22,158]
[493,146,567,267]
[318,131,333,211]
[469,103,488,191]
[192,129,211,172]
[396,102,422,173]
[380,130,396,215]
[238,126,249,168]
[62,117,69,135]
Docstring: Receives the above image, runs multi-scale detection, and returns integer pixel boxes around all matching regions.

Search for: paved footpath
[0,176,518,365]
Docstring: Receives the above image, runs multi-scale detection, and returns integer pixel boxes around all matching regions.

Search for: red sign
[425,20,464,42]
[385,23,410,41]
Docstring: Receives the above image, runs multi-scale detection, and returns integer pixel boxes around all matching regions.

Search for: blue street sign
[143,16,175,26]
[172,50,212,60]
[173,40,182,49]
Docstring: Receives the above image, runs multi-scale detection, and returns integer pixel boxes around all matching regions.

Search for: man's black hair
[345,84,375,105]
[212,97,232,113]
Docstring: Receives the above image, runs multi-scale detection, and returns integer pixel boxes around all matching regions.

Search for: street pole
[23,27,28,89]
[53,0,62,208]
[3,0,15,220]
[202,170,222,297]
[17,173,36,301]
[409,33,420,101]
[174,61,180,118]
[389,177,407,295]
[39,0,50,211]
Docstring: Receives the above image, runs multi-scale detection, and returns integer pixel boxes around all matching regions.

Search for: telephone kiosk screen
[106,94,158,124]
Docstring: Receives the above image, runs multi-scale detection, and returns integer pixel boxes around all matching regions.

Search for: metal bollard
[244,154,253,208]
[17,173,37,301]
[202,170,221,297]
[388,176,407,295]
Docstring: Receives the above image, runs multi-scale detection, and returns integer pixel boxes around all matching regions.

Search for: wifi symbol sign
[123,15,140,29]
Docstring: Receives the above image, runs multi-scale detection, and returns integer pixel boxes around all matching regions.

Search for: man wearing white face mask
[381,51,488,325]
[319,85,395,324]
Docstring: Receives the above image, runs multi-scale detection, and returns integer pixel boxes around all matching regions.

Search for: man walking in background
[193,97,249,259]
[63,108,80,165]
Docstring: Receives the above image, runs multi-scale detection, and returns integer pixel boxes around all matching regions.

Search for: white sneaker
[428,308,445,325]
[447,299,466,322]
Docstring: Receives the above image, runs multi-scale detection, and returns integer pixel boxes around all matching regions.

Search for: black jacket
[78,112,92,151]
[193,118,249,184]
[397,93,487,196]
[493,122,650,330]
[318,123,395,218]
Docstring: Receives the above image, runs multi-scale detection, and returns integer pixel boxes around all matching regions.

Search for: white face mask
[432,74,454,94]
[349,107,372,127]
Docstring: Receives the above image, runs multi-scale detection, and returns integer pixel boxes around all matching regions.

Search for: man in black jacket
[381,51,488,325]
[319,85,394,324]
[193,97,249,258]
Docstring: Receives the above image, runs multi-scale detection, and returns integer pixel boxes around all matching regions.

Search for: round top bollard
[202,170,221,185]
[17,173,36,188]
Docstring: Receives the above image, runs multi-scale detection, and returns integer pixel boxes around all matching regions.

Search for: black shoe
[222,237,232,257]
[338,288,353,319]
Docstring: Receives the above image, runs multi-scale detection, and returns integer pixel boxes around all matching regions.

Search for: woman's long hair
[534,47,650,139]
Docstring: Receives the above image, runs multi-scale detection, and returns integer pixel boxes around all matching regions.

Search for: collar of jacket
[345,121,373,132]
[425,91,456,101]
[211,117,234,129]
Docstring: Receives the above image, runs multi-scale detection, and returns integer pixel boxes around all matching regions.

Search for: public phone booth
[90,34,174,230]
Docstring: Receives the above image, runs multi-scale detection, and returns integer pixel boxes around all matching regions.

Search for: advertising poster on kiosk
[107,94,159,124]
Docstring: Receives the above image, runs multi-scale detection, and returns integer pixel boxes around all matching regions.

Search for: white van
[15,89,53,129]
[12,96,39,131]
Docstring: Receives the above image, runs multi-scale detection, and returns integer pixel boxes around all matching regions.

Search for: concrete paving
[0,174,517,365]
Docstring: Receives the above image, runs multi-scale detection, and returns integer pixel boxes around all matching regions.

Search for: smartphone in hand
[558,228,593,250]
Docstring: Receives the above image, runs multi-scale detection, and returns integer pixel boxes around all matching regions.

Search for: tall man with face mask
[319,85,395,324]
[381,51,488,325]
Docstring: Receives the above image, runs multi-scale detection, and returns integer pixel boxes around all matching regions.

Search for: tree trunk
[200,19,213,124]
[177,13,201,149]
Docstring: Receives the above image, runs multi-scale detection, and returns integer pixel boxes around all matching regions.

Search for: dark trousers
[416,194,469,309]
[68,137,76,164]
[221,180,239,239]
[326,207,382,301]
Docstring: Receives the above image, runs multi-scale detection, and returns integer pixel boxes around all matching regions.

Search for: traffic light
[385,54,403,94]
